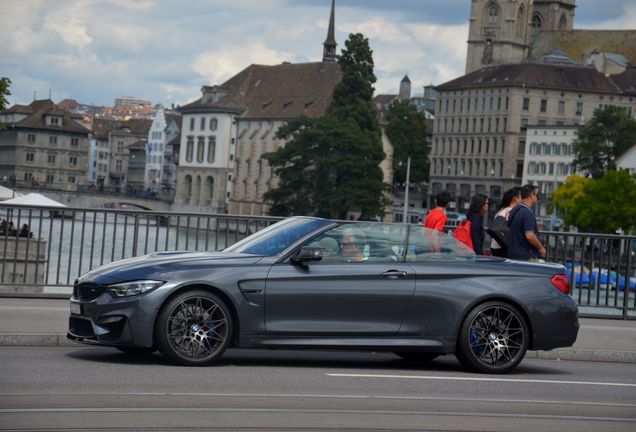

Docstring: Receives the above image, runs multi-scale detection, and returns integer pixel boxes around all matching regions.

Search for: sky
[2,0,635,108]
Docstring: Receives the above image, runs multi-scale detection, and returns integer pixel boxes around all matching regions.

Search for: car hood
[77,251,265,285]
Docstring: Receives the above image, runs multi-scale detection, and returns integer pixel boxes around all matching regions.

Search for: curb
[1,333,635,364]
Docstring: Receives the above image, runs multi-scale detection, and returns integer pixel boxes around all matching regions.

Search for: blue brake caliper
[470,329,482,355]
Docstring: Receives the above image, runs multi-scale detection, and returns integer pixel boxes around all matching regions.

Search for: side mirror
[291,247,323,264]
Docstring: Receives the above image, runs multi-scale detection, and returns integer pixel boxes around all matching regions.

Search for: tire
[456,301,529,373]
[155,290,232,366]
[394,352,440,362]
[116,346,156,355]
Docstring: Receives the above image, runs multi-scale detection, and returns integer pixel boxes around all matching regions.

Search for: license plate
[70,302,82,315]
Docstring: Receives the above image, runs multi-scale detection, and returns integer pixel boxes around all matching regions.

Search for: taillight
[551,274,570,295]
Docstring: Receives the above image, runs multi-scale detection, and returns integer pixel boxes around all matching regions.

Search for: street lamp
[402,156,411,223]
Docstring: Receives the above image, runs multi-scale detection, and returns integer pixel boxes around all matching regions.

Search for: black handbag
[487,215,510,248]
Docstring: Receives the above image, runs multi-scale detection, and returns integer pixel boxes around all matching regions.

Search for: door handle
[381,270,407,278]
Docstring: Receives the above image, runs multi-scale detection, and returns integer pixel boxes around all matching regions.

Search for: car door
[265,223,416,335]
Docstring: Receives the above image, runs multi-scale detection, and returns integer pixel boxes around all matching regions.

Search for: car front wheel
[456,301,528,373]
[155,290,232,366]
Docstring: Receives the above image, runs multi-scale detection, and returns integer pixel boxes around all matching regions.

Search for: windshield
[224,217,330,256]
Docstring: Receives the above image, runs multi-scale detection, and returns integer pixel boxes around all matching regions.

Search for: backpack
[453,220,474,250]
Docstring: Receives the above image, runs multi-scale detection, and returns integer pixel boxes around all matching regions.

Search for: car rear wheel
[156,290,232,366]
[456,301,528,373]
[116,346,156,355]
[394,352,440,362]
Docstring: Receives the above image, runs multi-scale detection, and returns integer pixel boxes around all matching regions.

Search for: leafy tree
[552,171,636,233]
[385,99,429,185]
[0,77,11,130]
[264,33,387,220]
[573,106,636,178]
[551,175,590,228]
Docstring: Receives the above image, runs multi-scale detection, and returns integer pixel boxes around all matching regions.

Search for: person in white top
[490,187,521,257]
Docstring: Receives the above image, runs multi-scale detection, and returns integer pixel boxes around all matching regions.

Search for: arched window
[531,13,543,37]
[193,176,202,206]
[559,13,567,30]
[486,2,499,25]
[185,175,192,201]
[206,176,214,204]
[516,5,525,37]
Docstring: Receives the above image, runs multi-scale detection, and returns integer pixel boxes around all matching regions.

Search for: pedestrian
[424,191,451,231]
[507,184,546,261]
[465,194,489,255]
[489,187,521,257]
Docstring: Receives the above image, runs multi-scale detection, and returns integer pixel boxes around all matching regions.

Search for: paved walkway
[0,297,635,363]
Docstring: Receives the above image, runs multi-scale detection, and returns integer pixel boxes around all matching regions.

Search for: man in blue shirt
[507,184,546,260]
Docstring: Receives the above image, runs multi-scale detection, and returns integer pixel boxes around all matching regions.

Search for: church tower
[322,0,337,62]
[531,0,576,36]
[465,0,533,73]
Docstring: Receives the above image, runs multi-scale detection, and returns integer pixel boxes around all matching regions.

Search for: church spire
[322,0,337,62]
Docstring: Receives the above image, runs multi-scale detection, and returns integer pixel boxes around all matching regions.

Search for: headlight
[107,280,164,297]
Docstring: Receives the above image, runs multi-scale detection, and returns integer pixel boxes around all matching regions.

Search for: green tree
[0,77,11,130]
[573,106,636,178]
[552,171,636,233]
[551,175,590,228]
[385,99,429,185]
[263,33,387,220]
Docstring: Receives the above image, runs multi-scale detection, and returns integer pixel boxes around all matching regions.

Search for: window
[117,141,124,153]
[49,136,57,145]
[27,134,36,143]
[486,2,499,25]
[558,101,565,115]
[25,153,34,162]
[196,136,205,162]
[207,136,216,163]
[209,118,218,131]
[520,118,528,130]
[522,97,530,111]
[71,138,79,147]
[115,160,122,174]
[46,174,54,183]
[576,101,583,115]
[69,156,78,166]
[200,117,205,130]
[190,117,195,130]
[50,117,60,125]
[540,99,547,113]
[68,176,76,183]
[186,136,194,162]
[47,154,56,164]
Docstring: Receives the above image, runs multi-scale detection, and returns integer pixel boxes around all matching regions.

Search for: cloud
[42,2,93,51]
[192,42,294,85]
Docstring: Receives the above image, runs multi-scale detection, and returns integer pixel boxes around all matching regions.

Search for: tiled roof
[608,67,636,96]
[92,118,152,139]
[1,99,90,134]
[180,62,342,120]
[164,113,182,130]
[436,63,622,94]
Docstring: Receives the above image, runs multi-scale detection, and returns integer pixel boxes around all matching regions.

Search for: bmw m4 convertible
[68,217,578,373]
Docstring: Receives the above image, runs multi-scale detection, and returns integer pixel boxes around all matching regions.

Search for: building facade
[145,107,181,192]
[0,99,90,191]
[522,125,579,217]
[430,63,636,211]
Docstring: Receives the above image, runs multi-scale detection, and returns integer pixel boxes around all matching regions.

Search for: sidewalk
[0,297,635,363]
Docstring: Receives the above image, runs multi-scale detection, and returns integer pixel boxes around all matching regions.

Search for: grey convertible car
[68,217,578,373]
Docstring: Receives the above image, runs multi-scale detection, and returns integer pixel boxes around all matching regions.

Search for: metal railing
[0,204,634,318]
[0,204,280,292]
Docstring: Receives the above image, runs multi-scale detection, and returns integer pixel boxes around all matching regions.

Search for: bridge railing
[0,204,281,292]
[0,204,634,318]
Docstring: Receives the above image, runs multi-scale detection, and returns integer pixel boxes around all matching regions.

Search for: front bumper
[67,281,173,348]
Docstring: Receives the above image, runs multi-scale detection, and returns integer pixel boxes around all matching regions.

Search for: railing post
[132,214,139,257]
[623,238,633,320]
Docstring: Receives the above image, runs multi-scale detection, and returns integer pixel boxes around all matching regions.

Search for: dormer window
[48,116,61,126]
